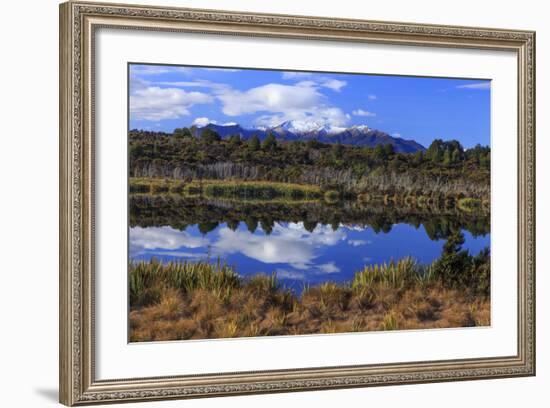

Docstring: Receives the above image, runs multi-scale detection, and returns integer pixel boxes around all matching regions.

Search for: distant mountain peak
[273,120,346,135]
[190,121,425,153]
[195,121,239,128]
[350,124,370,131]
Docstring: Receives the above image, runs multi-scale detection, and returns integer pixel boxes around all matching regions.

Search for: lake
[129,196,490,293]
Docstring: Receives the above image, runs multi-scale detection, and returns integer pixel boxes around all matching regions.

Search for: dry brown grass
[129,261,490,342]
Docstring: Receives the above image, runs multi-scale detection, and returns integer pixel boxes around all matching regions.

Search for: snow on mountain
[189,120,425,153]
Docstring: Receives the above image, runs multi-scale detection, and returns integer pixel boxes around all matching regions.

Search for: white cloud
[149,251,208,260]
[456,82,491,90]
[193,117,215,127]
[341,224,367,231]
[131,68,350,129]
[192,118,237,127]
[347,239,369,247]
[129,76,151,93]
[212,222,346,270]
[129,226,209,256]
[275,269,306,280]
[218,82,322,116]
[392,133,402,138]
[130,86,213,121]
[352,109,376,117]
[368,94,377,100]
[281,72,347,92]
[317,262,341,274]
[216,81,350,131]
[321,79,347,92]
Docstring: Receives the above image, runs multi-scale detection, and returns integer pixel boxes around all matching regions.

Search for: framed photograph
[59,1,536,405]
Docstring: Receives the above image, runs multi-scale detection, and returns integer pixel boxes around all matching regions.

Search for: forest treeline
[129,128,491,199]
[129,195,490,239]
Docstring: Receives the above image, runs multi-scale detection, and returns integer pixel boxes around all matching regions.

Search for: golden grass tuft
[129,257,490,342]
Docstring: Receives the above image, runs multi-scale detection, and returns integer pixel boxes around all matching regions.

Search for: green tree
[303,220,317,233]
[443,149,452,165]
[426,139,444,163]
[480,153,490,170]
[306,139,322,149]
[200,128,221,143]
[432,231,471,288]
[260,218,274,235]
[331,143,344,160]
[412,150,424,165]
[262,133,277,151]
[129,143,145,158]
[245,217,258,233]
[451,148,461,163]
[227,219,240,231]
[374,144,386,161]
[228,134,241,146]
[198,221,219,234]
[248,135,260,151]
[388,157,402,171]
[383,143,395,157]
[173,127,192,140]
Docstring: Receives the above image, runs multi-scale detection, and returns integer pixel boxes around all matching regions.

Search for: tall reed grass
[129,248,490,342]
[130,259,240,305]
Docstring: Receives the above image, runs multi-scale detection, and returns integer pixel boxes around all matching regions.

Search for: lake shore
[129,177,489,212]
[129,245,490,342]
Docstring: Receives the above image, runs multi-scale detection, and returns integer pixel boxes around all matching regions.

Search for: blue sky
[129,63,491,148]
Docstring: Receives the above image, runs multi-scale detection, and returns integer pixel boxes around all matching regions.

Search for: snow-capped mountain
[271,120,344,135]
[190,120,425,153]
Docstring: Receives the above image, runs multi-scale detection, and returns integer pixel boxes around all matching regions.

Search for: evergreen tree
[200,128,221,143]
[173,127,192,140]
[432,231,471,288]
[412,150,424,165]
[248,135,260,151]
[228,134,241,146]
[262,133,277,151]
[303,220,317,233]
[227,219,240,231]
[480,153,490,170]
[245,217,258,233]
[443,149,452,165]
[426,139,444,163]
[198,221,219,234]
[374,144,386,161]
[306,139,322,149]
[451,148,461,163]
[383,143,395,157]
[331,143,344,160]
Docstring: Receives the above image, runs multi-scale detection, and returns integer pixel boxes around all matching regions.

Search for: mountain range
[190,121,425,153]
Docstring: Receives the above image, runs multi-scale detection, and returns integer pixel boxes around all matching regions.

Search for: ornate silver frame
[59,1,536,405]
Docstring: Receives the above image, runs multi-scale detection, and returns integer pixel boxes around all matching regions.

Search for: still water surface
[129,218,490,293]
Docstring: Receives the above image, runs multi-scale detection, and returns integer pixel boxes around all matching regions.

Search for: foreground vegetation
[129,233,490,342]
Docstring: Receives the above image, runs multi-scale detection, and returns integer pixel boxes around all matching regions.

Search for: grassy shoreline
[129,177,488,212]
[129,238,490,342]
